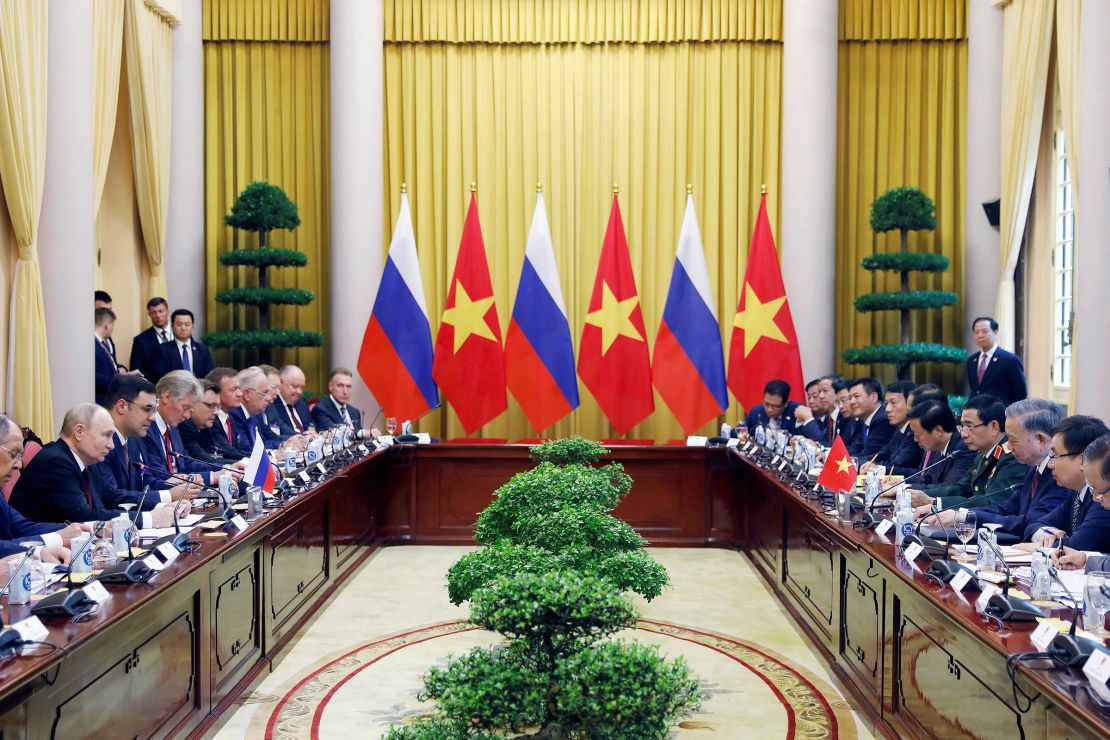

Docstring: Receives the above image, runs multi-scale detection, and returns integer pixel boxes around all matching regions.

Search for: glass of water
[954,511,976,562]
[1085,572,1110,635]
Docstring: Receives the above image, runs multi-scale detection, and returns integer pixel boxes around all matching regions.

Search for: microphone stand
[901,485,1019,552]
[856,451,954,528]
[1047,567,1101,665]
[395,403,441,444]
[981,531,1045,622]
[0,546,37,656]
[924,512,982,590]
[126,485,151,559]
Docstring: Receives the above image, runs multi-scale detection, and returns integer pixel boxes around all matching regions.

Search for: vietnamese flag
[727,193,805,410]
[577,194,653,435]
[432,192,507,434]
[818,435,857,493]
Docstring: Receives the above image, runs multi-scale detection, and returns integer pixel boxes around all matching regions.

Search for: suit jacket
[873,425,924,475]
[970,463,1070,538]
[843,407,895,459]
[140,421,219,484]
[130,326,169,380]
[1025,488,1110,551]
[9,440,131,523]
[157,338,215,380]
[920,436,1026,506]
[1086,553,1110,572]
[967,347,1027,408]
[93,435,164,512]
[95,338,118,406]
[915,434,976,488]
[269,397,313,436]
[311,396,363,432]
[0,488,65,546]
[179,419,241,466]
[227,406,282,452]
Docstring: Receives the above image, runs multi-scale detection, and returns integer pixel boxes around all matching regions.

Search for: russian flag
[653,193,728,434]
[505,192,579,433]
[358,192,439,421]
[245,432,275,494]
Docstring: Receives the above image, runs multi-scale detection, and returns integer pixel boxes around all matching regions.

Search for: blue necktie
[181,344,191,371]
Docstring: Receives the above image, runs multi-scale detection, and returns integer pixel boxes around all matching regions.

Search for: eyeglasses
[1090,483,1110,500]
[0,443,23,462]
[956,421,986,431]
[201,401,220,411]
[127,400,159,418]
[1047,450,1082,462]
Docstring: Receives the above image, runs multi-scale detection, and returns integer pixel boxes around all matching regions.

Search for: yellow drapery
[93,0,125,227]
[0,0,53,435]
[384,0,782,442]
[835,0,967,391]
[124,0,176,300]
[202,0,331,389]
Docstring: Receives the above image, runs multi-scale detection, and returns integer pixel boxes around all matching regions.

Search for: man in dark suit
[179,379,243,465]
[1024,415,1110,551]
[230,366,283,452]
[94,307,122,406]
[860,381,922,476]
[926,398,1069,540]
[904,400,976,505]
[740,380,810,438]
[156,308,215,381]
[129,296,173,380]
[843,377,893,459]
[966,316,1027,407]
[10,404,183,528]
[269,365,314,435]
[311,367,380,440]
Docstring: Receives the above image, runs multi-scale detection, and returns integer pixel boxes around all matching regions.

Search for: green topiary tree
[385,571,702,739]
[206,181,325,365]
[842,187,966,381]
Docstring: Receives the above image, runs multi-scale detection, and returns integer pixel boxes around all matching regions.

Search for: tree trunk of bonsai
[899,227,911,381]
[257,228,271,364]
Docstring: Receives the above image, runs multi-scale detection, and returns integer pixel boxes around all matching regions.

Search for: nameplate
[416,433,431,444]
[229,514,248,532]
[777,459,790,471]
[316,463,327,476]
[378,435,395,446]
[903,543,924,562]
[874,519,894,536]
[12,616,48,643]
[727,438,740,448]
[948,569,973,593]
[298,471,311,485]
[83,581,110,604]
[1083,649,1110,684]
[771,455,781,466]
[686,436,708,447]
[357,444,369,454]
[142,554,165,572]
[1030,620,1059,652]
[156,542,181,564]
[975,584,1001,614]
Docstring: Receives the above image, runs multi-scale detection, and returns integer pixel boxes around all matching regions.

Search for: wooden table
[0,443,1104,738]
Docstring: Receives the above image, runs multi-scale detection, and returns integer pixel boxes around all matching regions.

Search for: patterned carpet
[215,547,874,739]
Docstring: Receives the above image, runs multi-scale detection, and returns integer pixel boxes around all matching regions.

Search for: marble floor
[214,546,877,739]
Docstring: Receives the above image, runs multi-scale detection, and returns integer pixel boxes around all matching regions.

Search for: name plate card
[12,616,48,643]
[1083,650,1110,684]
[686,436,707,447]
[727,438,740,448]
[83,581,110,604]
[1030,620,1059,652]
[229,515,248,533]
[156,542,181,565]
[903,542,924,562]
[874,519,894,536]
[948,568,973,593]
[976,584,1001,614]
[142,554,165,572]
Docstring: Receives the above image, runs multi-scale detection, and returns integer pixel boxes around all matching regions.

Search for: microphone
[856,451,954,528]
[132,459,223,499]
[0,546,37,656]
[923,510,982,590]
[980,530,1045,622]
[902,483,1022,552]
[32,530,103,618]
[168,451,241,478]
[61,523,103,591]
[395,402,441,444]
[127,485,151,559]
[365,405,384,434]
[1047,566,1101,665]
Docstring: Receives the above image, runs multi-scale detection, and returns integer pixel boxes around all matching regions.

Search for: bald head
[279,365,306,405]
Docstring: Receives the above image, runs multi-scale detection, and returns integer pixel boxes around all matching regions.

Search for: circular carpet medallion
[256,619,858,739]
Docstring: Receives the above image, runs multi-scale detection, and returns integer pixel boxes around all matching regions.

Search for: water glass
[1085,572,1110,635]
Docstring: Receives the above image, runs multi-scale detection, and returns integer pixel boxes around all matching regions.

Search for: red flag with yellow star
[727,194,804,410]
[817,434,857,492]
[432,193,507,434]
[578,195,653,435]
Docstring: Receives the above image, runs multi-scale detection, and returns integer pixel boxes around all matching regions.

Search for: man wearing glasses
[1021,415,1110,552]
[738,380,825,444]
[1056,433,1110,570]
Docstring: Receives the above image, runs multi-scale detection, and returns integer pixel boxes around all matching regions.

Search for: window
[1051,129,1074,388]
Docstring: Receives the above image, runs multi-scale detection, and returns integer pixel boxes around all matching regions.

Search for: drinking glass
[1085,572,1110,635]
[385,417,398,435]
[954,511,976,562]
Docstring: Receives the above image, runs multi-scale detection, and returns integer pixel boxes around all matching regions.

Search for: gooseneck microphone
[1047,567,1102,665]
[980,531,1045,622]
[856,451,953,528]
[901,483,1021,551]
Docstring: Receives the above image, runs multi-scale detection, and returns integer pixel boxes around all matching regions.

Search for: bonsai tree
[205,181,324,365]
[385,571,701,739]
[841,186,965,381]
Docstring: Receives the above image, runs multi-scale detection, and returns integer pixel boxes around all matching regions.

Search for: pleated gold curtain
[203,0,331,389]
[835,0,967,391]
[93,0,125,228]
[0,0,53,435]
[384,0,783,442]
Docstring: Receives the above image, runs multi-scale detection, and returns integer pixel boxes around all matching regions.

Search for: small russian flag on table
[245,433,275,494]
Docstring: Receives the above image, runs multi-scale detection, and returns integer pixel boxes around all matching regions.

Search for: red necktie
[1030,470,1040,500]
[977,353,988,384]
[81,468,93,507]
[225,417,234,445]
[163,431,176,473]
[289,403,305,432]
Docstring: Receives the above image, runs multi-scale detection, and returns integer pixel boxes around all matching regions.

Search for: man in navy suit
[1024,415,1110,552]
[229,366,284,452]
[95,307,123,405]
[860,381,923,476]
[312,367,380,439]
[270,365,315,435]
[966,317,1027,407]
[843,377,894,459]
[1053,433,1110,571]
[904,400,976,506]
[156,308,215,381]
[208,367,253,455]
[738,379,826,445]
[10,404,184,528]
[179,379,244,465]
[927,398,1068,540]
[129,296,173,380]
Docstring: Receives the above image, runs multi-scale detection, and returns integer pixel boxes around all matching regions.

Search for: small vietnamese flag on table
[817,434,857,493]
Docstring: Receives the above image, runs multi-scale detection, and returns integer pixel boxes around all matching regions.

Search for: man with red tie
[208,367,249,455]
[966,317,1027,407]
[268,365,314,436]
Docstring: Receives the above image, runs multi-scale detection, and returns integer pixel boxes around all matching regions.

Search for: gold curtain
[384,0,782,442]
[93,0,125,224]
[0,0,53,435]
[124,0,176,300]
[835,0,967,391]
[203,0,330,389]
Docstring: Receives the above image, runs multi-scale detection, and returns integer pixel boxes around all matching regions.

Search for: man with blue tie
[966,317,1027,407]
[156,309,214,381]
[229,366,283,452]
[844,378,893,459]
[311,367,380,439]
[859,381,923,476]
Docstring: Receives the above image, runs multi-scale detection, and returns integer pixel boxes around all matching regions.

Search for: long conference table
[0,443,1107,738]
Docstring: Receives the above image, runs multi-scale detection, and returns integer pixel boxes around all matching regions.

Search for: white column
[965,0,1004,344]
[1073,0,1110,413]
[39,0,95,432]
[166,0,206,328]
[781,0,838,379]
[329,0,384,412]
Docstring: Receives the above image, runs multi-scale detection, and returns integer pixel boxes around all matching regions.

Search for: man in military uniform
[911,394,1027,513]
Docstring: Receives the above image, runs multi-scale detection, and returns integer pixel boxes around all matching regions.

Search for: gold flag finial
[760,183,767,195]
[613,182,619,194]
[470,181,476,193]
[536,182,543,192]
[400,182,407,193]
[686,183,693,195]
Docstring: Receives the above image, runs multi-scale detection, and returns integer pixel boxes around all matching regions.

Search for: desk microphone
[856,451,953,528]
[132,460,222,499]
[923,509,983,591]
[0,546,37,655]
[395,403,441,444]
[1047,566,1101,665]
[979,530,1045,622]
[32,530,102,618]
[902,484,1021,553]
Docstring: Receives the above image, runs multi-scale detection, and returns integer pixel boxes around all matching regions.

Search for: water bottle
[754,424,766,447]
[895,484,911,511]
[70,533,93,574]
[284,448,298,475]
[112,513,130,555]
[7,558,31,605]
[721,422,732,438]
[1030,551,1052,601]
[306,438,322,465]
[894,504,914,547]
[865,470,880,506]
[976,528,996,571]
